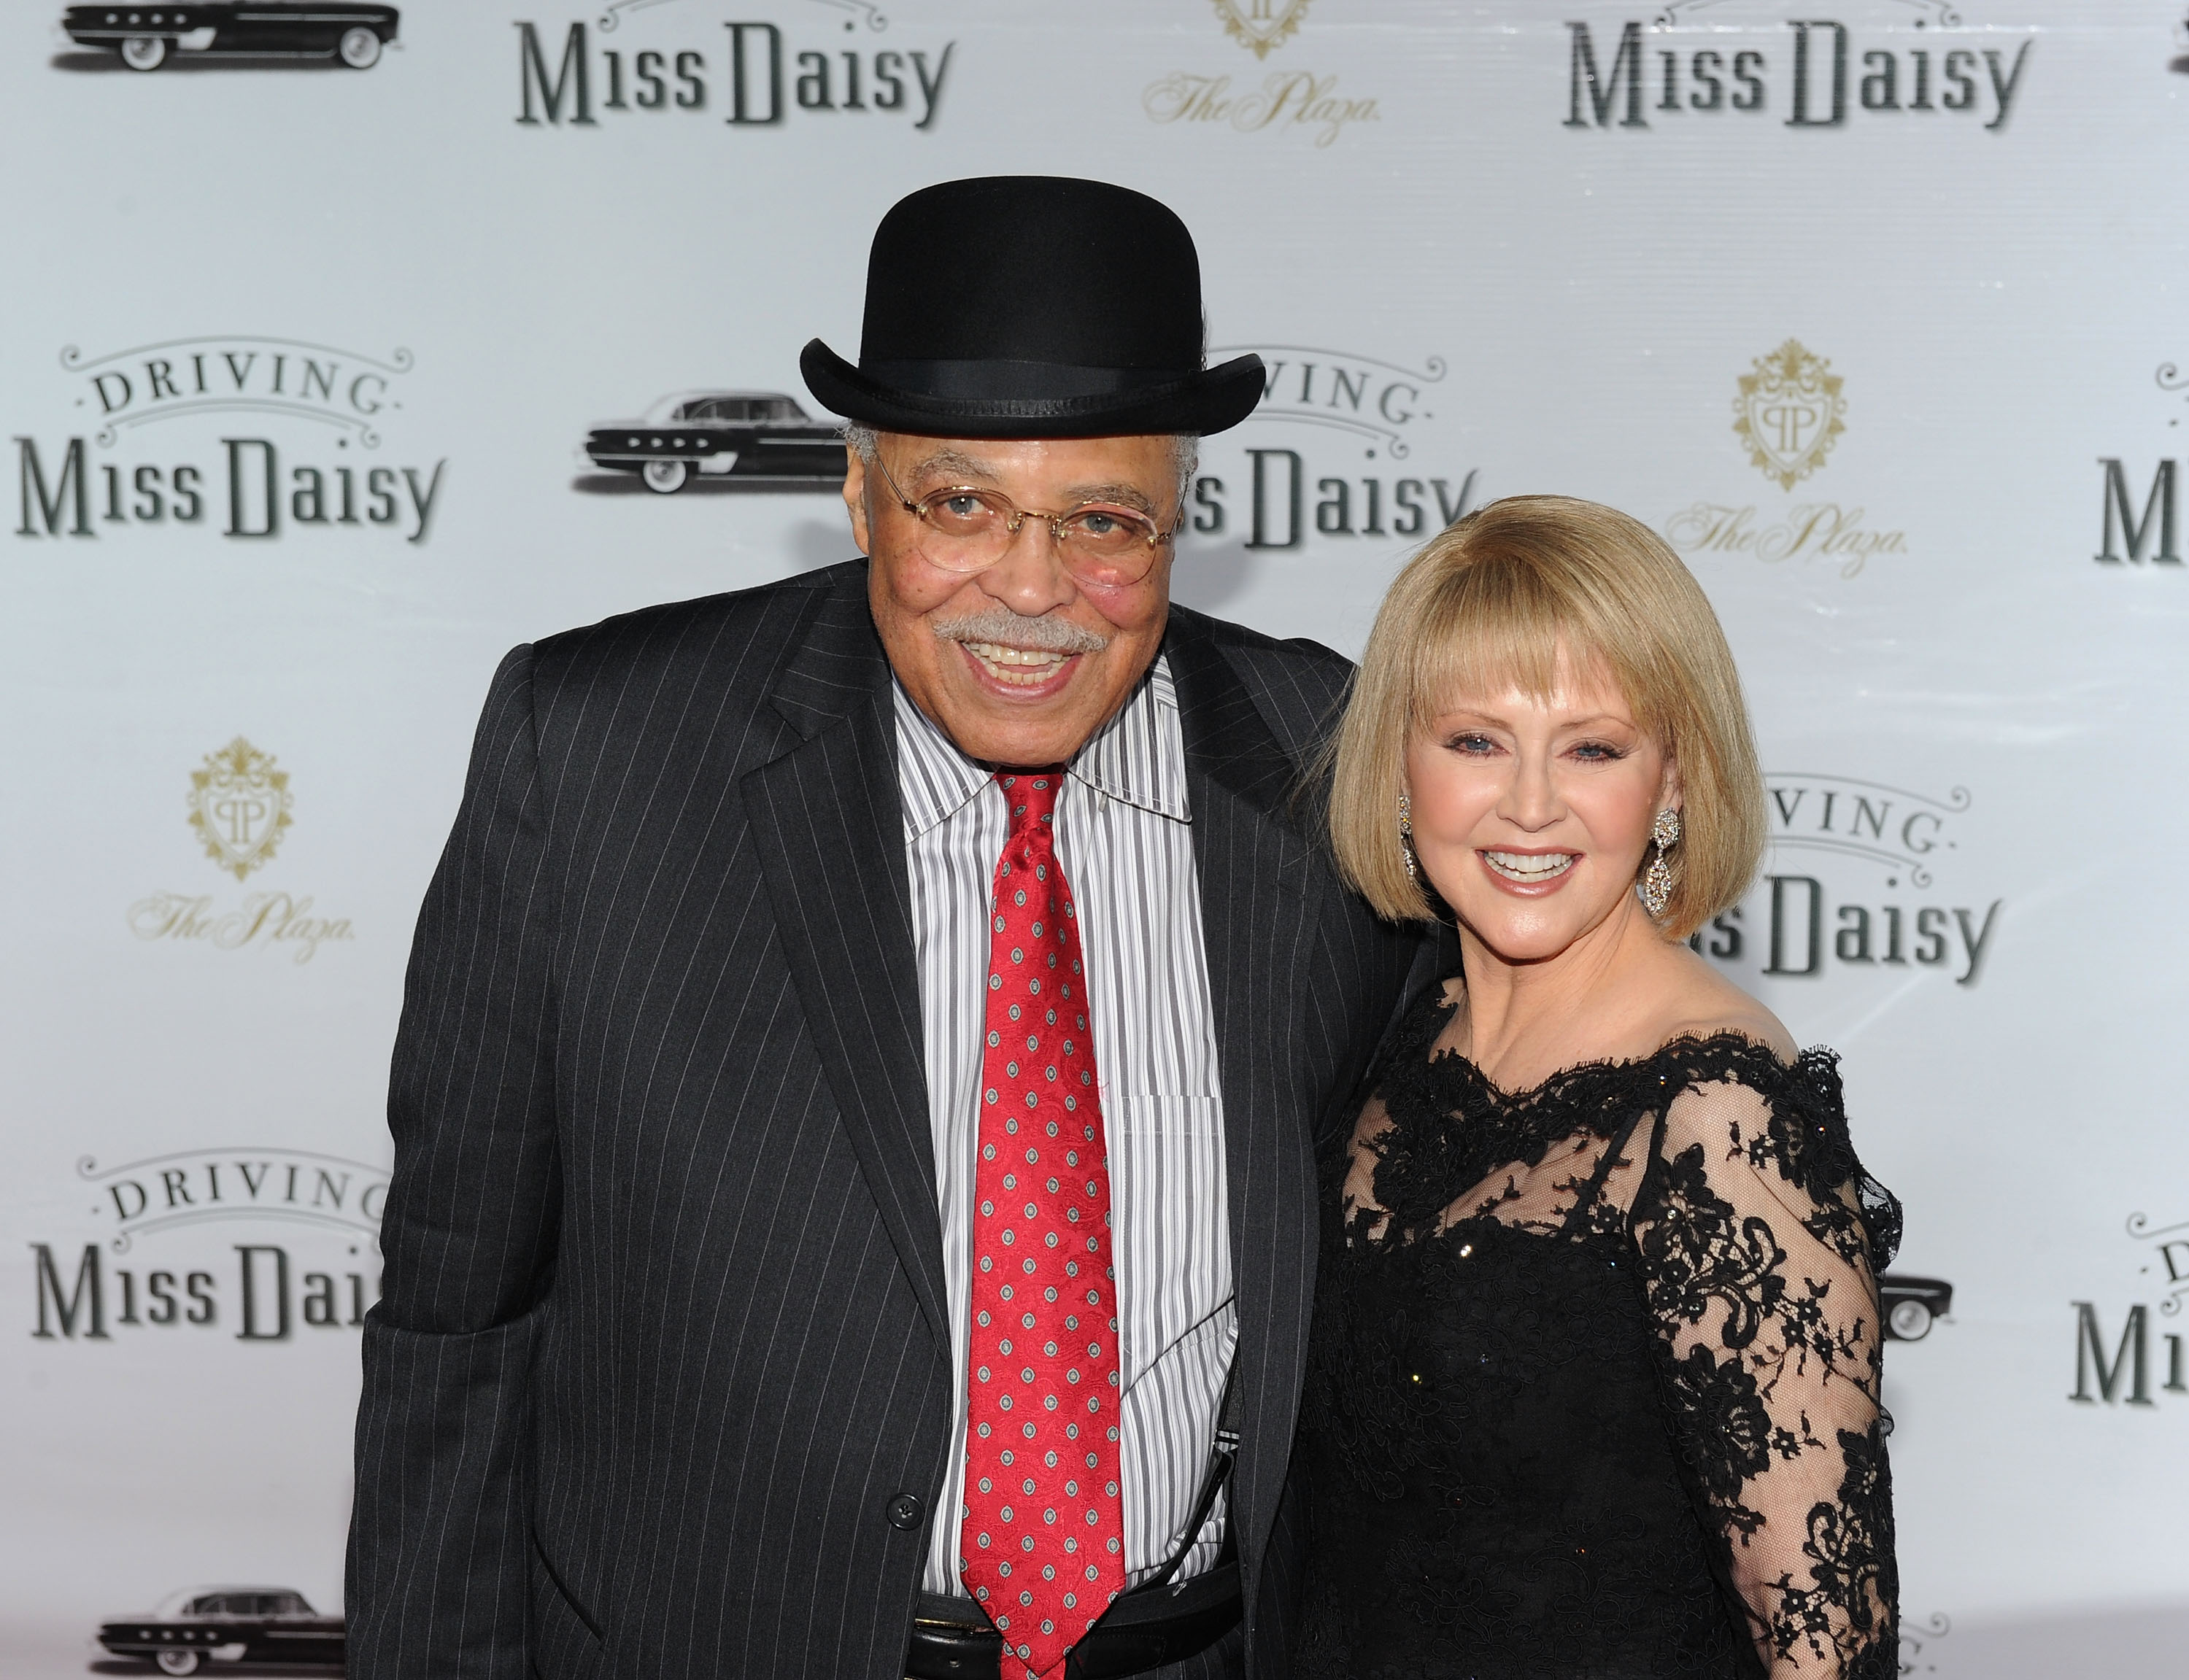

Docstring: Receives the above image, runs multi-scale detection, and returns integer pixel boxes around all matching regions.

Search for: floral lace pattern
[1296,986,1901,1679]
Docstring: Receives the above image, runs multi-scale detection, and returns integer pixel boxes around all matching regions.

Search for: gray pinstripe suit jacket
[347,560,1437,1680]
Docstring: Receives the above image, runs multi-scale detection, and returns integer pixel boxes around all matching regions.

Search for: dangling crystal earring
[1397,789,1418,883]
[1640,806,1681,918]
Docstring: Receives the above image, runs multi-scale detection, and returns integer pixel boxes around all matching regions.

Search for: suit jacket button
[887,1493,924,1530]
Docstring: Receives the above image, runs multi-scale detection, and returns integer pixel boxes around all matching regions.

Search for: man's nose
[974,517,1076,617]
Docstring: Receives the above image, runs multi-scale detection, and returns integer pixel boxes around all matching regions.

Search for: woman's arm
[1629,1065,1899,1679]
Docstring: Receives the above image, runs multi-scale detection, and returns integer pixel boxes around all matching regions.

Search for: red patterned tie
[960,770,1126,1680]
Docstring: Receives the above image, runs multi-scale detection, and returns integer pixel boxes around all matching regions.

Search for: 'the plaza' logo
[15,336,447,545]
[1664,337,1906,578]
[1144,0,1376,147]
[1734,340,1845,490]
[1566,6,2033,133]
[128,738,353,963]
[188,738,292,880]
[1183,345,1480,551]
[1210,0,1310,58]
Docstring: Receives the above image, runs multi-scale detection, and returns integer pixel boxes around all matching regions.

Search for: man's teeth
[1482,851,1576,883]
[963,640,1071,685]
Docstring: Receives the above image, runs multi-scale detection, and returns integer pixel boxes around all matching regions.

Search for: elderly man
[347,177,1436,1680]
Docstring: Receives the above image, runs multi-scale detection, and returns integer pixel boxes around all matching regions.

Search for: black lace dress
[1296,986,1902,1679]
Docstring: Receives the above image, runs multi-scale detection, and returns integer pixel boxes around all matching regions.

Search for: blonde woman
[1294,497,1900,1679]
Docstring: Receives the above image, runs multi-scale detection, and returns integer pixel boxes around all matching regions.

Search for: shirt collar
[894,656,1192,840]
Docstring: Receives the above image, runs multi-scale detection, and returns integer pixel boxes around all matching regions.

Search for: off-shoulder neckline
[1405,988,1813,1110]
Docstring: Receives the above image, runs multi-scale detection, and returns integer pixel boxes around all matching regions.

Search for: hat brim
[800,341,1265,439]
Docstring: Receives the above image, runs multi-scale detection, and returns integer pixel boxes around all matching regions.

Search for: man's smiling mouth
[959,640,1076,686]
[931,606,1110,694]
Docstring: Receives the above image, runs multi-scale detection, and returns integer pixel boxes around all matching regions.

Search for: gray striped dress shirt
[897,657,1236,1598]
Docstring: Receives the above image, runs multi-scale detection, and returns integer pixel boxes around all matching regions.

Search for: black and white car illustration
[61,4,398,71]
[583,391,847,493]
[96,1586,344,1673]
[1880,1274,1953,1342]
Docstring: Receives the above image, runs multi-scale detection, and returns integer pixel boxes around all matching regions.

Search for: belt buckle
[906,1604,1004,1680]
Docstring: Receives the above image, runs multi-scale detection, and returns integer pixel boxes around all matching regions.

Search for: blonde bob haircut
[1329,494,1766,939]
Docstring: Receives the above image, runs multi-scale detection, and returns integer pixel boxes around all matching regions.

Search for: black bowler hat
[800,176,1265,438]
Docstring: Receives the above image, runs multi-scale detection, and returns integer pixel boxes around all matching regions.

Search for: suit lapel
[744,572,948,1342]
[1163,610,1324,1603]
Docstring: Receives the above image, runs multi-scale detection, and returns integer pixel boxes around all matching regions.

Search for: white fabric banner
[2,1,2183,1673]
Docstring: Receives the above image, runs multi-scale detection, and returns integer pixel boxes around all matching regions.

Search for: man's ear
[843,449,872,555]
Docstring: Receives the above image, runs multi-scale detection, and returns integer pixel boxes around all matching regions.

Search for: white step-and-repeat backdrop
[4,1,2185,1674]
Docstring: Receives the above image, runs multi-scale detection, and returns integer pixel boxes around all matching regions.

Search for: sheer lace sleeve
[1628,1047,1901,1679]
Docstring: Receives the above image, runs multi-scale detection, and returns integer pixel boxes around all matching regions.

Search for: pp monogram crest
[1210,0,1310,58]
[188,737,293,880]
[1733,339,1846,491]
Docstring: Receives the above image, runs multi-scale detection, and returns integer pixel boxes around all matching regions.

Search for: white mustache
[930,607,1110,656]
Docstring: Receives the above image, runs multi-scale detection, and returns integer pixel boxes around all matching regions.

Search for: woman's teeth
[963,641,1071,686]
[1482,850,1576,883]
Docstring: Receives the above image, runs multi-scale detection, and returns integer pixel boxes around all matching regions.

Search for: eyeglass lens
[912,487,1164,586]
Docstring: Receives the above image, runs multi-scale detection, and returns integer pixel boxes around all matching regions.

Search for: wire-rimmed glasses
[872,453,1175,589]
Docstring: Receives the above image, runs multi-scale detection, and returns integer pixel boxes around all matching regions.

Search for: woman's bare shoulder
[1648,943,1799,1063]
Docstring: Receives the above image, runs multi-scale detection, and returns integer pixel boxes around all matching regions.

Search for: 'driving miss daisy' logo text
[1664,337,1907,579]
[1184,344,1482,551]
[1688,773,2001,987]
[29,1147,387,1344]
[2090,360,2189,568]
[2070,1209,2189,1407]
[1564,9,2032,133]
[14,336,447,545]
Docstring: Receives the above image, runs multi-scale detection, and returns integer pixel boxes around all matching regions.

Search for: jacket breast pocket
[529,1529,606,1680]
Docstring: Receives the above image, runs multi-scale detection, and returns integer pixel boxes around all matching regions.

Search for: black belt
[906,1563,1240,1680]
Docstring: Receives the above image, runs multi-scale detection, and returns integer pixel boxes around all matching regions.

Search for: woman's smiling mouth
[1480,849,1578,885]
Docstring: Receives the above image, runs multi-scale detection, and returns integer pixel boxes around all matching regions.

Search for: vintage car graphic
[583,391,847,493]
[96,1586,343,1673]
[61,4,398,72]
[1880,1273,1953,1342]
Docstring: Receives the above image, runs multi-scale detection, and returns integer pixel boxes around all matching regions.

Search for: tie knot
[995,770,1063,840]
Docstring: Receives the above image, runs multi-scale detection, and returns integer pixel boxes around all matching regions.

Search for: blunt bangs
[1404,546,1665,741]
